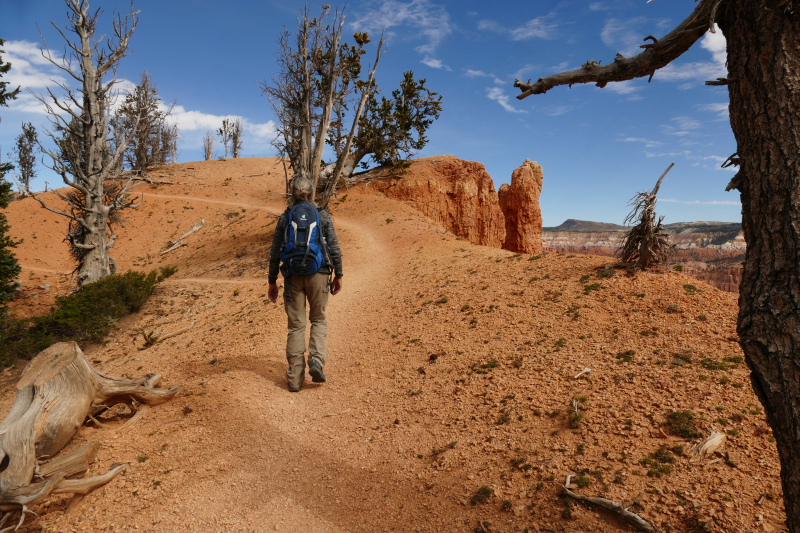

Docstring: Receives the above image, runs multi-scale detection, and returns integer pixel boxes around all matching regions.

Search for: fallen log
[690,431,727,462]
[559,485,656,532]
[0,342,178,525]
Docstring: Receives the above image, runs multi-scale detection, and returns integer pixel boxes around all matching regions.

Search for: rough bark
[513,1,800,527]
[718,3,800,529]
[0,342,177,518]
[32,0,142,288]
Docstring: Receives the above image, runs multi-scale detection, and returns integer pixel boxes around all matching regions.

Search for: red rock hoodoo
[353,155,506,247]
[498,159,544,254]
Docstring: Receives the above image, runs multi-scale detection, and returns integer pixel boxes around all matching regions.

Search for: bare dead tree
[513,1,800,527]
[202,131,214,161]
[230,117,243,158]
[618,163,675,269]
[12,122,38,194]
[260,5,384,208]
[31,0,142,288]
[217,118,231,159]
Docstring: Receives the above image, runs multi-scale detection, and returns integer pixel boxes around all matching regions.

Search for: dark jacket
[268,202,343,283]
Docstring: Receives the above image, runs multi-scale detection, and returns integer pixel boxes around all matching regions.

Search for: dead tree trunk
[720,4,800,529]
[512,0,800,527]
[0,342,177,525]
[32,0,142,288]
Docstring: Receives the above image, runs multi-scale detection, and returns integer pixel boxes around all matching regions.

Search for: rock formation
[353,156,506,247]
[498,159,544,254]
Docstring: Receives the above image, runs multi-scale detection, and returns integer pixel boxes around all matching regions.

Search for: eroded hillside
[0,158,786,533]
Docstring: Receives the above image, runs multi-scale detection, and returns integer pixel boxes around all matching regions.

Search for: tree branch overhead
[514,0,725,99]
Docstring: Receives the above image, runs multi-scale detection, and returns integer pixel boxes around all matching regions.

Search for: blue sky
[0,0,739,226]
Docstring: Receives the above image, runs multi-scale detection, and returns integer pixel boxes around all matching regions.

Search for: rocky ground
[1,158,787,532]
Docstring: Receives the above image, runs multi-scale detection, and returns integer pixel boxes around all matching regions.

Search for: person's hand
[331,277,342,295]
[268,283,279,303]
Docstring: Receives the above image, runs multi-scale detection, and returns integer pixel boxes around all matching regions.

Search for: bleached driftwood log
[691,431,727,462]
[0,342,178,525]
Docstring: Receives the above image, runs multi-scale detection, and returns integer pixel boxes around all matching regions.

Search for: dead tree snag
[0,342,177,527]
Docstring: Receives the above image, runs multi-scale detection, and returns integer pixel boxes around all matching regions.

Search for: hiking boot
[288,384,301,393]
[309,361,326,383]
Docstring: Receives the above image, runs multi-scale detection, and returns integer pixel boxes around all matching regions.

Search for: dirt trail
[1,158,787,533]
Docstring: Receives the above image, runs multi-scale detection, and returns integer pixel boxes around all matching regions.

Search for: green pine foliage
[0,268,176,365]
[356,71,443,170]
[0,37,22,315]
[13,122,38,191]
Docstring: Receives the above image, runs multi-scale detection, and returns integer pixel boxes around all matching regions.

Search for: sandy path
[4,158,785,533]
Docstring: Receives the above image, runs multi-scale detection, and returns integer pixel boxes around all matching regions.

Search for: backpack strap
[281,206,296,252]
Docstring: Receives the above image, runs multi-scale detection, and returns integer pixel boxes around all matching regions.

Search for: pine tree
[0,38,22,312]
[12,122,37,194]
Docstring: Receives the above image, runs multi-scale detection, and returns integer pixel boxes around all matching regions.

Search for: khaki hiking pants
[284,272,329,387]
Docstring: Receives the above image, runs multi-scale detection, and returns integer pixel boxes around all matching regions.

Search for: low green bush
[0,268,175,365]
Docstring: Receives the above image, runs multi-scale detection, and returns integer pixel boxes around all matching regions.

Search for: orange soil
[0,158,786,532]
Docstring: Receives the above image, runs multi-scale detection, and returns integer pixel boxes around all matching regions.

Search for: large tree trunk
[720,3,800,529]
[78,201,113,285]
[0,342,177,519]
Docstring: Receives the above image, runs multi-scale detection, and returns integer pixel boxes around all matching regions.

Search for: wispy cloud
[621,137,663,148]
[589,2,610,11]
[661,198,740,206]
[604,79,641,95]
[513,63,540,80]
[464,69,503,84]
[478,13,557,41]
[661,116,702,136]
[548,61,569,72]
[486,87,527,114]
[350,0,452,67]
[543,104,577,116]
[696,102,729,119]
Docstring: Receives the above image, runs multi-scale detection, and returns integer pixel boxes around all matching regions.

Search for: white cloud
[421,56,450,70]
[660,198,740,206]
[478,13,557,41]
[162,105,276,145]
[660,116,702,136]
[621,137,662,148]
[656,27,727,85]
[2,40,67,94]
[350,0,452,57]
[486,87,527,114]
[589,2,610,11]
[549,61,569,72]
[645,150,692,158]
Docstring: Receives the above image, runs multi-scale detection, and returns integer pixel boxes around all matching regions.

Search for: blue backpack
[279,203,327,277]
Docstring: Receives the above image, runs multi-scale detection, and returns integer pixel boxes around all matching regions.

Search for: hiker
[267,177,343,392]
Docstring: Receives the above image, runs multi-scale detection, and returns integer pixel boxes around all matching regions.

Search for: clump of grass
[138,454,149,463]
[481,360,499,369]
[667,303,680,313]
[683,284,701,294]
[461,304,471,311]
[471,486,493,505]
[665,411,701,439]
[640,445,677,478]
[698,313,707,321]
[673,264,684,272]
[700,357,728,371]
[597,266,616,279]
[579,274,591,284]
[555,338,567,348]
[574,476,590,488]
[583,283,602,295]
[435,296,449,304]
[616,350,635,363]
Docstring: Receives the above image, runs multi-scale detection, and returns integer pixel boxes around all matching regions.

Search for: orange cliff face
[498,159,544,254]
[351,155,506,248]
